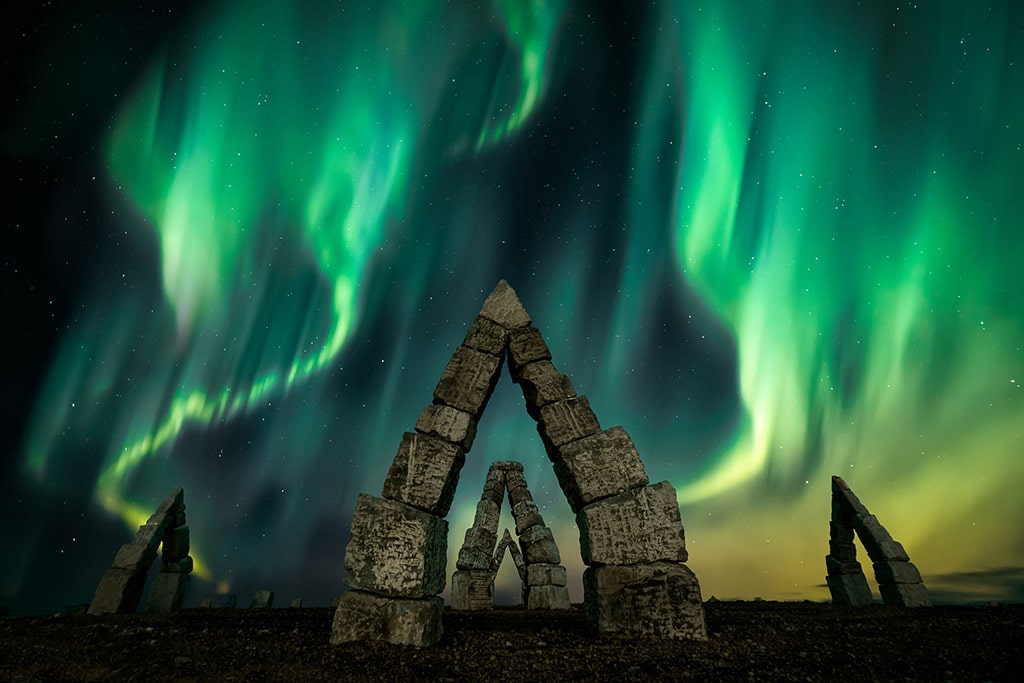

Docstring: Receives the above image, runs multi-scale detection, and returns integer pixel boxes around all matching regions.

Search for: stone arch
[452,461,570,611]
[826,476,931,607]
[88,486,194,614]
[331,280,706,646]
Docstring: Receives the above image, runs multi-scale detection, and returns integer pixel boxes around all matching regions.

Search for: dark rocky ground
[1,601,1021,681]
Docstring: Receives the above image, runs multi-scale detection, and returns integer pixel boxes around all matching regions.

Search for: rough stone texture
[828,539,859,563]
[433,346,503,419]
[479,279,531,329]
[111,542,158,574]
[552,427,649,513]
[519,525,562,565]
[162,525,190,561]
[830,520,856,543]
[492,528,527,582]
[511,500,545,535]
[344,494,448,598]
[538,396,601,450]
[144,572,190,613]
[853,514,909,562]
[382,432,465,517]
[873,561,923,585]
[578,481,688,566]
[526,563,568,587]
[492,461,524,472]
[832,476,870,516]
[457,526,498,570]
[414,404,478,451]
[451,570,495,611]
[507,326,552,374]
[161,556,194,574]
[462,315,508,356]
[526,584,571,610]
[87,568,146,615]
[250,590,275,609]
[826,573,874,606]
[505,475,535,507]
[584,562,707,639]
[471,498,501,536]
[879,582,932,607]
[825,555,863,576]
[513,360,576,416]
[331,590,444,647]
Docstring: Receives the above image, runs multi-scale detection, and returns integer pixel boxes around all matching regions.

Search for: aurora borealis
[3,0,1022,613]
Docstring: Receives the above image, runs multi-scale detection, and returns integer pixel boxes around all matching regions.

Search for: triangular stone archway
[452,460,570,611]
[88,486,194,614]
[826,476,931,607]
[331,280,707,647]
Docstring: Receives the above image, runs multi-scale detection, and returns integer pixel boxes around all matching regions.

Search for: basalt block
[852,514,909,562]
[88,567,147,615]
[471,499,501,535]
[144,572,190,613]
[825,555,863,576]
[511,500,545,535]
[577,481,688,566]
[382,432,465,517]
[161,525,190,562]
[507,326,552,374]
[161,556,194,574]
[451,570,495,611]
[433,346,503,419]
[526,584,570,610]
[479,279,531,329]
[526,563,568,587]
[458,526,498,570]
[552,426,649,513]
[826,573,873,606]
[331,590,444,647]
[873,560,923,585]
[344,494,447,598]
[514,360,576,416]
[878,581,932,607]
[519,524,562,564]
[414,404,478,451]
[583,562,707,640]
[538,396,601,450]
[462,315,509,356]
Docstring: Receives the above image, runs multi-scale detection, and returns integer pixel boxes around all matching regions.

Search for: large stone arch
[331,280,706,646]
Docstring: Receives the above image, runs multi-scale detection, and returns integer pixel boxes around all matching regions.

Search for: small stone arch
[88,486,194,614]
[826,476,931,607]
[331,280,706,646]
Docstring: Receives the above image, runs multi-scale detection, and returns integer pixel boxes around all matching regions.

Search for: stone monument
[331,280,706,646]
[89,486,194,614]
[826,475,931,607]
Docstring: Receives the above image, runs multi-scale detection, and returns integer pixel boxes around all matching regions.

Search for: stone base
[826,573,874,606]
[88,567,147,614]
[526,584,570,610]
[879,582,931,607]
[144,572,191,613]
[451,570,494,610]
[583,562,707,640]
[331,590,444,647]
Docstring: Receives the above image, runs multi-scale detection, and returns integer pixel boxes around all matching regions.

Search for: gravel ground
[1,601,1021,681]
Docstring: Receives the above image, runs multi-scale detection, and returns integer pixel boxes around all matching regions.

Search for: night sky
[3,1,1023,614]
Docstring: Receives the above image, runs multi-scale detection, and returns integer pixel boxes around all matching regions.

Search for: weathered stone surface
[433,346,503,419]
[526,584,570,610]
[553,427,649,512]
[88,567,147,615]
[538,396,601,449]
[511,500,545,535]
[471,498,501,535]
[832,476,869,516]
[344,494,448,598]
[481,478,506,506]
[852,514,909,562]
[162,525,190,562]
[514,360,576,415]
[451,570,494,611]
[508,326,552,374]
[414,404,478,451]
[526,563,567,587]
[825,555,862,576]
[210,594,237,609]
[519,525,561,565]
[578,481,688,566]
[458,526,498,570]
[826,573,874,606]
[479,279,531,329]
[584,562,707,639]
[111,542,158,573]
[829,521,855,543]
[331,590,444,646]
[250,590,275,609]
[462,315,508,356]
[873,561,923,585]
[492,461,524,472]
[145,572,190,613]
[382,432,465,517]
[827,540,859,563]
[161,556,194,574]
[879,581,932,607]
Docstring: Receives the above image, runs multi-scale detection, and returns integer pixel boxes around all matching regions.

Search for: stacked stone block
[825,476,930,607]
[89,487,194,614]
